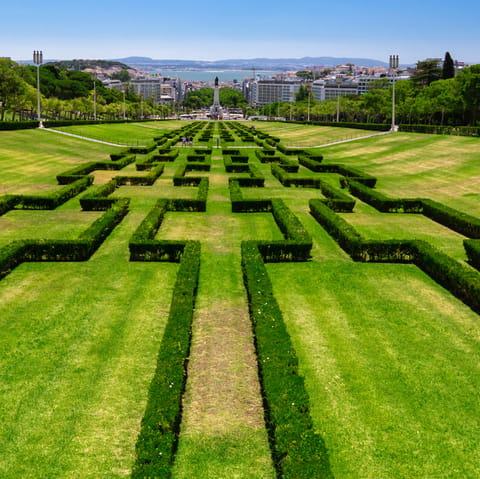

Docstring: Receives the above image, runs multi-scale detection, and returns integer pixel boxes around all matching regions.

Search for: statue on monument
[210,76,223,120]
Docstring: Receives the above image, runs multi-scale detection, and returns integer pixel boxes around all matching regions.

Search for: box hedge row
[256,199,313,262]
[0,199,129,279]
[348,181,480,237]
[309,199,480,313]
[464,240,480,270]
[229,179,271,212]
[57,155,135,184]
[348,180,423,213]
[132,241,200,478]
[241,241,333,478]
[15,176,93,210]
[300,163,377,187]
[129,199,188,262]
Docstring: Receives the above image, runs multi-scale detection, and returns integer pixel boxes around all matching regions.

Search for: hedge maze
[1,120,480,477]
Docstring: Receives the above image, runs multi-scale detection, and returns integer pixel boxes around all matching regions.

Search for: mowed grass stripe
[0,129,115,194]
[248,121,376,146]
[1,123,480,477]
[161,155,277,478]
[54,122,179,145]
[268,261,480,478]
[320,132,480,215]
[0,212,178,478]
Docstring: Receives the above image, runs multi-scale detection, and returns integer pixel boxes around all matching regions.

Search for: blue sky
[2,0,479,64]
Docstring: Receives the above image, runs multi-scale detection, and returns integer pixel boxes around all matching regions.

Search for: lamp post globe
[389,54,399,131]
[33,50,44,128]
[336,76,342,123]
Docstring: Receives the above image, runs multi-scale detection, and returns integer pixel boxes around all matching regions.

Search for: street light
[389,54,399,131]
[307,85,311,122]
[336,76,342,122]
[122,88,126,120]
[93,72,97,121]
[33,50,44,128]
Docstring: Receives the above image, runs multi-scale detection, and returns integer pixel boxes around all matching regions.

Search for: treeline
[0,58,172,121]
[260,63,480,126]
[182,87,247,110]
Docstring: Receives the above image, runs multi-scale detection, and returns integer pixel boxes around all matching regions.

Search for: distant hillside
[47,59,130,70]
[114,56,390,70]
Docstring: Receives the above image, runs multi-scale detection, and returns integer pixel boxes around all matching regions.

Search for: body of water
[151,70,279,82]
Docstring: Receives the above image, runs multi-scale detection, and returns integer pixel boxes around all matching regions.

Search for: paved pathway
[297,129,393,149]
[41,127,137,147]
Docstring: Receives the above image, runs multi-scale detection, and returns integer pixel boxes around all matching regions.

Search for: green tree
[427,78,463,124]
[411,59,442,87]
[442,52,455,80]
[362,80,390,122]
[456,64,480,125]
[219,87,247,108]
[0,59,28,120]
[296,70,313,80]
[295,84,310,101]
[110,70,131,82]
[182,87,213,109]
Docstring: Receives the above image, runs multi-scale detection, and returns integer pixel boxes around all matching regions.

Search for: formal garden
[1,120,479,478]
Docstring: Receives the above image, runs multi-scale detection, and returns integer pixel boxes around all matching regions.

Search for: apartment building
[249,79,303,105]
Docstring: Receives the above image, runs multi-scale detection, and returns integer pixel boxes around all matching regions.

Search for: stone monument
[210,76,223,120]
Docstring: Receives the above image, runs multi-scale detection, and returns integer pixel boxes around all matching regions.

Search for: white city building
[249,79,303,105]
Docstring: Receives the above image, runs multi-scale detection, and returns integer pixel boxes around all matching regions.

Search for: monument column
[210,76,223,120]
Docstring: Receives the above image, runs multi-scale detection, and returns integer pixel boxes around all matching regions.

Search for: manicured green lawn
[0,216,178,478]
[0,129,114,193]
[268,260,480,478]
[1,122,479,477]
[54,120,186,145]
[247,121,377,146]
[319,131,480,215]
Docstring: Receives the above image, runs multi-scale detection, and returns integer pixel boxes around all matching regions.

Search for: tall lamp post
[33,50,44,128]
[93,72,97,121]
[122,85,127,120]
[389,54,399,131]
[307,85,311,122]
[336,75,342,122]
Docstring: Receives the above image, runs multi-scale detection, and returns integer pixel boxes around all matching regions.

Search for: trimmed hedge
[399,124,480,137]
[128,142,158,154]
[16,176,93,210]
[132,241,200,478]
[348,180,423,213]
[241,241,333,478]
[80,179,119,211]
[57,155,135,184]
[298,155,323,172]
[422,199,480,238]
[0,199,129,280]
[129,199,188,262]
[347,181,480,237]
[255,199,312,262]
[170,178,209,212]
[270,165,355,213]
[276,143,305,156]
[229,179,272,212]
[300,163,377,187]
[309,199,480,313]
[224,156,250,173]
[116,163,165,186]
[0,195,20,216]
[284,120,390,132]
[465,240,480,271]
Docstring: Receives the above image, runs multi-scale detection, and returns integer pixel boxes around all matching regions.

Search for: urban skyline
[2,0,480,65]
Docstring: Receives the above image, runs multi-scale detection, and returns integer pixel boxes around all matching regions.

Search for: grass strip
[241,241,333,478]
[131,241,200,478]
[309,199,480,313]
[0,199,129,280]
